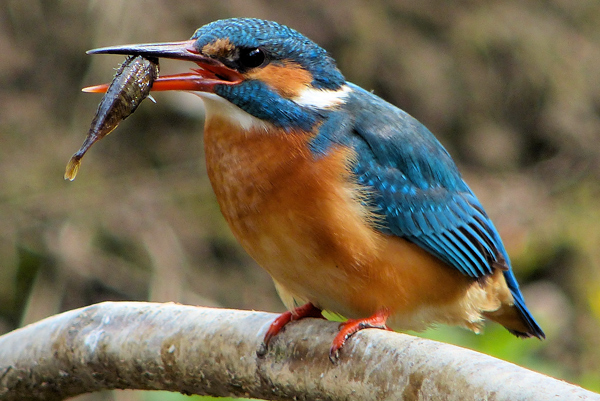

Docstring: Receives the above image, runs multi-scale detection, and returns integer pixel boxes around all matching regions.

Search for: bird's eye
[238,47,268,70]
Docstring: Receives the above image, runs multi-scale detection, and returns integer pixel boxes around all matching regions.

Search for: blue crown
[191,18,345,90]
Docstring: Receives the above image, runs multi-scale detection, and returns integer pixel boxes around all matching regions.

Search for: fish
[64,55,159,181]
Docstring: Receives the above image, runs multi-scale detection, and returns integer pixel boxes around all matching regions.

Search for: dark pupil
[239,48,265,69]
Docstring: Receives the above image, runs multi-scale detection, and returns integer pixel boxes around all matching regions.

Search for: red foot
[259,303,324,356]
[330,308,392,362]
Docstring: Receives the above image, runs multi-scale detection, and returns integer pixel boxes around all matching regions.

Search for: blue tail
[500,269,545,339]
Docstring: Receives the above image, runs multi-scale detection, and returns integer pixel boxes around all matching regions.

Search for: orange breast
[203,113,480,329]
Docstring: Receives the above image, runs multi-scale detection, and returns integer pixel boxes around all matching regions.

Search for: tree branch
[0,302,597,401]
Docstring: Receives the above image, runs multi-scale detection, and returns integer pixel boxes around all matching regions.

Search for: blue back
[344,84,500,277]
[312,84,544,337]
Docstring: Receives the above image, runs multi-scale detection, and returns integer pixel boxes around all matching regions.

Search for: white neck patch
[191,84,351,130]
[292,84,352,109]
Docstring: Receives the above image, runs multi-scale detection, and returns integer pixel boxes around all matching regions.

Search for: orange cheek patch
[246,62,312,99]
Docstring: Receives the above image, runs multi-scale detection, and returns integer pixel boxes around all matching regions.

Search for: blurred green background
[1,1,600,399]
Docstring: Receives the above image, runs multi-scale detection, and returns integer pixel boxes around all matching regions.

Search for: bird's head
[87,18,350,129]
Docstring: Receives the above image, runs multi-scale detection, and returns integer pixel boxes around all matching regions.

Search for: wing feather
[311,82,544,338]
[345,84,504,279]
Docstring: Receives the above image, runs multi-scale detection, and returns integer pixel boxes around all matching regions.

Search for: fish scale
[64,55,158,181]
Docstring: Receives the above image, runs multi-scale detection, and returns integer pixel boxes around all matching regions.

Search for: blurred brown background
[1,0,599,399]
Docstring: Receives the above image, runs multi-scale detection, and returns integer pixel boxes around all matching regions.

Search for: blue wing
[342,84,505,278]
[314,83,544,338]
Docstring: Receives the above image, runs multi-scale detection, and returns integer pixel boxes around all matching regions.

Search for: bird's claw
[328,309,392,363]
[257,303,324,358]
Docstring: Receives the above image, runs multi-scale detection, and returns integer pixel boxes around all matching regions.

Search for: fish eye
[238,47,268,70]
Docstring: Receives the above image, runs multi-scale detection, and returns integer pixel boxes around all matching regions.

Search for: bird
[87,17,545,360]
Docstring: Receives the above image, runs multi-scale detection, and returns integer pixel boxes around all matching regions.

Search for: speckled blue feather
[326,84,543,337]
[307,84,501,276]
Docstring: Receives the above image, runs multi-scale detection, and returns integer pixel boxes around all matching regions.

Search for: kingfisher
[86,18,545,360]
